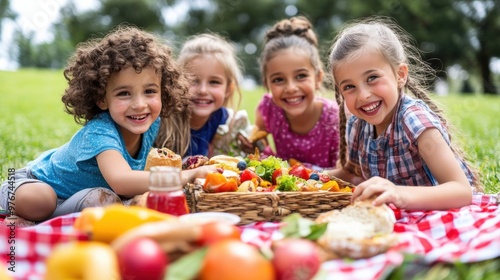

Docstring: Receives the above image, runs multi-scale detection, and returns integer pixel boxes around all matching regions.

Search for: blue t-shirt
[28,112,160,199]
[187,108,228,156]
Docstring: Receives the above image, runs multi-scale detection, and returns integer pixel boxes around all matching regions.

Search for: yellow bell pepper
[74,204,176,243]
[45,241,119,280]
[321,180,340,192]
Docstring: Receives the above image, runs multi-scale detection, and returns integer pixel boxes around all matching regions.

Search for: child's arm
[97,150,217,197]
[352,128,472,210]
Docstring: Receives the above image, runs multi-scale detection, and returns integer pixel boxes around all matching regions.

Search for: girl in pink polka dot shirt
[254,16,340,169]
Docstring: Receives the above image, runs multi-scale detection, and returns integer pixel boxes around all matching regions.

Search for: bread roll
[208,155,241,172]
[315,200,397,259]
[208,155,241,165]
[144,148,182,171]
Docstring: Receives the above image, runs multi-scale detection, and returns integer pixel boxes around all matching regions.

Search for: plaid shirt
[347,95,475,186]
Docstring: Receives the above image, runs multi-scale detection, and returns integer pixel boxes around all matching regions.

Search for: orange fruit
[200,240,274,280]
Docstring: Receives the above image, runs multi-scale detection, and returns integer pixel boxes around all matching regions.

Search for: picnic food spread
[1,194,499,279]
[1,151,498,279]
[181,153,355,224]
[198,153,354,193]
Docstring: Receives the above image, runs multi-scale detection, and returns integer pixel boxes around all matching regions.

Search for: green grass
[0,68,498,278]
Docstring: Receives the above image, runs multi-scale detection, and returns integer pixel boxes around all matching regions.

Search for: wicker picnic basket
[184,175,354,225]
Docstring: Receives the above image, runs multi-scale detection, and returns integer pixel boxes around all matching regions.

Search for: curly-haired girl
[253,16,340,169]
[0,26,216,222]
[328,17,481,210]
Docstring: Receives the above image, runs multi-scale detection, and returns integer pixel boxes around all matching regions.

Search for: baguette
[315,200,397,259]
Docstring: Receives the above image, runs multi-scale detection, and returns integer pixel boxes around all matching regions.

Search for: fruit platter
[184,153,355,224]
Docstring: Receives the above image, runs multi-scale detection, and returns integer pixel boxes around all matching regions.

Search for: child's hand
[237,132,256,154]
[181,165,220,185]
[351,176,405,208]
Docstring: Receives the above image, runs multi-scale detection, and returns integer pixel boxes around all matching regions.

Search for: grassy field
[0,68,499,278]
[1,68,499,193]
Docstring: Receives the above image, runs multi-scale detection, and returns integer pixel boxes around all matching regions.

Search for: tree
[0,0,16,37]
[6,0,499,94]
[166,0,500,93]
[60,0,166,47]
[457,0,500,94]
[169,0,291,82]
[295,0,499,94]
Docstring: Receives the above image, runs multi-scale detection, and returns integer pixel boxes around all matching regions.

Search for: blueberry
[237,161,247,170]
[309,173,320,180]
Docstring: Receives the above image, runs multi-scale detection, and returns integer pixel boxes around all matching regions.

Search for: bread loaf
[315,200,397,259]
[144,148,182,171]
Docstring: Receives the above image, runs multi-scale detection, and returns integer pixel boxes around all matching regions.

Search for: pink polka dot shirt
[258,94,340,169]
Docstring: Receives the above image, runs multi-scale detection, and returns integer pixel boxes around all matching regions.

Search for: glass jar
[146,166,189,216]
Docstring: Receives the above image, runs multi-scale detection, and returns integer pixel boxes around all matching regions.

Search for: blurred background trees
[1,0,499,94]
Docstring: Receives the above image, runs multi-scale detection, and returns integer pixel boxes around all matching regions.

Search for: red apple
[116,237,168,280]
[272,238,321,280]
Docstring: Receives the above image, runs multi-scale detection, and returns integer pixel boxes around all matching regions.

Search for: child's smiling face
[99,66,162,140]
[334,50,407,136]
[264,49,323,118]
[186,55,231,129]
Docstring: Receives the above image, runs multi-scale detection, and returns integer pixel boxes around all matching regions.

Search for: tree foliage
[5,0,499,94]
[0,0,15,37]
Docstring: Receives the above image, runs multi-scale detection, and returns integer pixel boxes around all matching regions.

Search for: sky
[0,0,194,70]
[0,0,98,70]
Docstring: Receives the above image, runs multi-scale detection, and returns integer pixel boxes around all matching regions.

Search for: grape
[237,161,247,170]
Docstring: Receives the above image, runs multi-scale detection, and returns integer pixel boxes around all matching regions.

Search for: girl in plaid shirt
[328,17,481,210]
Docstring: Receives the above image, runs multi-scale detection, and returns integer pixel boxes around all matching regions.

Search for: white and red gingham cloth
[1,194,499,280]
[242,194,500,280]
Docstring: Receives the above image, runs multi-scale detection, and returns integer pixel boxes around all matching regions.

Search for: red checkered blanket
[1,194,498,280]
[240,194,500,279]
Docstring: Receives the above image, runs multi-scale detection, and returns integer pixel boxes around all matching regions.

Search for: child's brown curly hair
[62,25,191,125]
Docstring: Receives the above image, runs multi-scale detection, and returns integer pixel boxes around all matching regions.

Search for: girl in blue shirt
[0,26,216,222]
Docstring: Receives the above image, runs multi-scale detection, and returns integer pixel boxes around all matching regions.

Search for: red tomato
[240,169,259,183]
[198,222,242,246]
[116,237,168,280]
[271,169,282,185]
[288,165,310,180]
